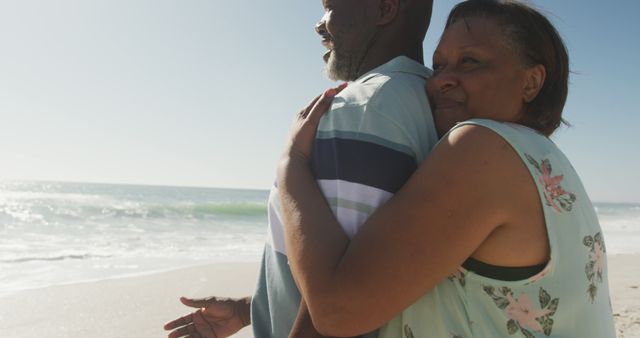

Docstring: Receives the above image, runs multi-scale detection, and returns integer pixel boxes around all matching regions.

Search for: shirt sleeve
[310,84,425,239]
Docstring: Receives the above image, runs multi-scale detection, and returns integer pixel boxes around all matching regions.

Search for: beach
[0,255,638,338]
[610,254,640,338]
[1,182,638,337]
[0,262,258,338]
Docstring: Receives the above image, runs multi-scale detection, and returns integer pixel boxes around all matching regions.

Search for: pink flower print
[484,286,558,336]
[584,232,606,302]
[525,154,576,213]
[590,242,605,277]
[539,164,567,213]
[505,292,551,333]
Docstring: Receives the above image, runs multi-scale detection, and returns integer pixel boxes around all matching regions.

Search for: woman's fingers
[299,83,347,120]
[285,83,349,161]
[299,94,323,119]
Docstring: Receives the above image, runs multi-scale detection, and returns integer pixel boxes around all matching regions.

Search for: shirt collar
[353,55,432,84]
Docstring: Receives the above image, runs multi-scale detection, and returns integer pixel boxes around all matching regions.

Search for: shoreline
[0,259,261,298]
[0,255,638,337]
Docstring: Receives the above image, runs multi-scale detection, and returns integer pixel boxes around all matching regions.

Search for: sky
[0,0,638,203]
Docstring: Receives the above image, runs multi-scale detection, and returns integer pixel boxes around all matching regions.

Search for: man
[164,0,435,337]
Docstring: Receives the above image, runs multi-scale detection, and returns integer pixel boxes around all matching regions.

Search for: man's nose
[315,20,327,36]
[315,11,329,36]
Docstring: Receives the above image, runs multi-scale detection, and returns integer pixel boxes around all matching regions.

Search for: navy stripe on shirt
[312,138,418,193]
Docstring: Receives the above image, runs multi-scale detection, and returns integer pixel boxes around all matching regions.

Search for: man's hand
[164,296,251,338]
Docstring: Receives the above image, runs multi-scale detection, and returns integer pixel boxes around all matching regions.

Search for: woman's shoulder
[444,119,553,159]
[451,119,543,138]
[440,120,512,151]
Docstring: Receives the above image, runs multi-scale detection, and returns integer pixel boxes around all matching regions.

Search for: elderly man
[165,0,435,337]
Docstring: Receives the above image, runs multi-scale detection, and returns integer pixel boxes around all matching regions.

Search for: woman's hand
[283,83,347,163]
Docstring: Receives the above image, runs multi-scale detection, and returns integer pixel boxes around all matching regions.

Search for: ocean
[1,180,638,296]
[0,180,269,296]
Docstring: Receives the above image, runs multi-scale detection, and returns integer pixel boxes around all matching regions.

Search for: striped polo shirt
[251,56,438,338]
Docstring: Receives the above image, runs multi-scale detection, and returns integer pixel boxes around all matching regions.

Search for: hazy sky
[1,0,638,203]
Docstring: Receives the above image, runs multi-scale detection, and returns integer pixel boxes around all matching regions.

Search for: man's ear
[523,64,546,103]
[378,0,400,25]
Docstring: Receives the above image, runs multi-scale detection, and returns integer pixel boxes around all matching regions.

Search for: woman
[279,0,616,337]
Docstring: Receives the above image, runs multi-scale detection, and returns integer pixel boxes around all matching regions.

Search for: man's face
[316,0,379,81]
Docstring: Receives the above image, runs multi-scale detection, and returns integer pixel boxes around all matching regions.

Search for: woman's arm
[289,299,361,338]
[279,121,529,336]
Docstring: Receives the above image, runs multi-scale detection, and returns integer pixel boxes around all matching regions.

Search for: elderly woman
[279,0,616,337]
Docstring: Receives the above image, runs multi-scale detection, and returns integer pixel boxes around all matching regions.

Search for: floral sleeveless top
[377,119,616,338]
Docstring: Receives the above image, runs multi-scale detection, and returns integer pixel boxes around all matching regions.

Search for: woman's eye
[432,63,444,74]
[461,57,479,65]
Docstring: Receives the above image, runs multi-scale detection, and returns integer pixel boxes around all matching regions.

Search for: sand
[0,255,638,338]
[610,254,640,338]
[0,263,258,338]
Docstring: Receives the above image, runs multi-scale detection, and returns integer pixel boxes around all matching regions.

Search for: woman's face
[427,17,531,136]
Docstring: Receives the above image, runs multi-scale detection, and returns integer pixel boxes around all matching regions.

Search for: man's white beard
[325,48,362,82]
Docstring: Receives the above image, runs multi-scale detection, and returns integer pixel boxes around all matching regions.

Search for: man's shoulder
[333,72,428,114]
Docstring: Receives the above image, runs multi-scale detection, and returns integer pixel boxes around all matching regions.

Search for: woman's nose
[431,71,458,93]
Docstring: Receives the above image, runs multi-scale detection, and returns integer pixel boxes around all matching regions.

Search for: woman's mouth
[435,98,463,110]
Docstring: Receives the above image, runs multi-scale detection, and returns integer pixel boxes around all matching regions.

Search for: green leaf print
[539,288,551,308]
[557,194,577,212]
[594,232,603,245]
[583,235,594,248]
[547,298,559,316]
[496,297,510,310]
[448,270,466,287]
[541,159,552,175]
[483,285,510,309]
[543,317,554,336]
[525,154,541,173]
[584,232,606,302]
[507,319,519,334]
[484,285,495,294]
[500,286,513,297]
[403,324,414,338]
[585,261,595,281]
[485,286,559,337]
[535,316,546,332]
[521,328,536,338]
[588,284,598,303]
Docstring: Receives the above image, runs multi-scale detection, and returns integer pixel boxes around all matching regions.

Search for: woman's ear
[523,64,546,103]
[378,0,400,25]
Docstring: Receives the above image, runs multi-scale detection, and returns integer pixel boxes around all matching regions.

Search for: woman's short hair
[446,0,570,136]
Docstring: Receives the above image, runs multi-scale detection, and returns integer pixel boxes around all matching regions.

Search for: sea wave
[0,253,112,264]
[98,202,268,219]
[0,201,268,222]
